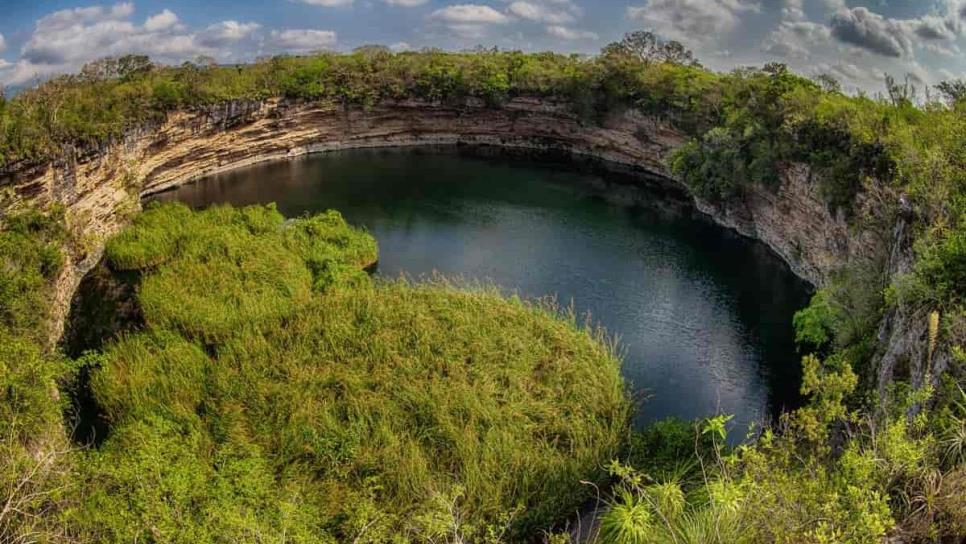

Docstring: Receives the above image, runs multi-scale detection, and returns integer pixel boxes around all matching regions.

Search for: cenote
[150,147,812,433]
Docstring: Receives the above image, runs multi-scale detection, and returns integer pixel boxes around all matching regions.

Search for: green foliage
[599,457,747,544]
[914,212,966,308]
[794,289,838,351]
[794,263,887,373]
[75,415,326,544]
[0,208,74,542]
[625,418,717,486]
[601,31,699,67]
[669,65,898,210]
[71,203,630,542]
[794,354,859,445]
[0,207,67,340]
[106,203,376,342]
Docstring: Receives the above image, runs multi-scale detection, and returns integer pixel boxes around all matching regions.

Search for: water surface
[153,147,811,433]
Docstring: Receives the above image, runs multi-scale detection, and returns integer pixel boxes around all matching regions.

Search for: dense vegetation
[0,208,74,543]
[1,202,629,542]
[0,35,964,543]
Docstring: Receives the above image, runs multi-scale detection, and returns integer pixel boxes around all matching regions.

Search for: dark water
[153,147,811,434]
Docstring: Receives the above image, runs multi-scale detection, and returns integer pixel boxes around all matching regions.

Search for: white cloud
[546,25,597,40]
[270,29,337,51]
[1,3,263,87]
[924,41,961,57]
[626,0,759,46]
[811,60,883,90]
[914,14,956,41]
[782,0,805,22]
[829,7,914,58]
[762,20,831,60]
[430,4,510,24]
[390,41,413,51]
[429,3,511,39]
[35,2,134,32]
[297,0,354,6]
[938,68,966,81]
[446,24,490,39]
[384,0,428,6]
[196,21,261,48]
[144,9,180,32]
[822,0,846,12]
[508,1,575,24]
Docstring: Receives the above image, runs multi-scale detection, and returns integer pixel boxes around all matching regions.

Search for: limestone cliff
[2,96,908,382]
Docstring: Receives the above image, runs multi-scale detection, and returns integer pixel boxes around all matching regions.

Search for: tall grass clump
[71,203,630,542]
[104,202,376,342]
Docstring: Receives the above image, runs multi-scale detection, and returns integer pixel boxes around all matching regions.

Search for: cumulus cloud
[924,41,962,57]
[270,29,337,51]
[430,4,510,24]
[429,4,510,39]
[782,0,805,22]
[390,41,413,51]
[508,1,575,24]
[196,21,261,48]
[914,15,956,41]
[626,0,759,46]
[297,0,354,6]
[829,7,914,58]
[546,25,597,40]
[810,60,884,90]
[144,9,179,32]
[35,2,134,32]
[1,3,264,87]
[20,3,141,65]
[762,20,831,60]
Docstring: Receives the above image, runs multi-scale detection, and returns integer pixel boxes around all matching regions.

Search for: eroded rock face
[1,96,880,347]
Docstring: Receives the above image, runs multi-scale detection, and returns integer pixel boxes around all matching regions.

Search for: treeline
[3,41,964,212]
[2,39,962,318]
[0,45,711,169]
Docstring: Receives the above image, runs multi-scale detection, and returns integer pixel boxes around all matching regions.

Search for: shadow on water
[61,262,145,446]
[148,145,814,437]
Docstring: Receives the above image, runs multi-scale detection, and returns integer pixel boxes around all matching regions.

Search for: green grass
[0,208,73,543]
[71,202,630,542]
[106,202,376,342]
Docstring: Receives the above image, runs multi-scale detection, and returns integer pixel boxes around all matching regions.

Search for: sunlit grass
[75,202,630,541]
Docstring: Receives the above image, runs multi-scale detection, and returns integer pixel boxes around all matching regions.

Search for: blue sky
[1,1,965,93]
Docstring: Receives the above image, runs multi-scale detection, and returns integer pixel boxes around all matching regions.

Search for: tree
[80,54,153,82]
[935,79,966,106]
[353,44,391,57]
[884,73,917,107]
[762,62,788,76]
[602,30,699,66]
[813,73,842,93]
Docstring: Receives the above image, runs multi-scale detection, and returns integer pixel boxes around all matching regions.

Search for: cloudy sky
[1,1,965,93]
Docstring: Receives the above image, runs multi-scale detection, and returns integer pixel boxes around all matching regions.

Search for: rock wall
[2,96,880,343]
